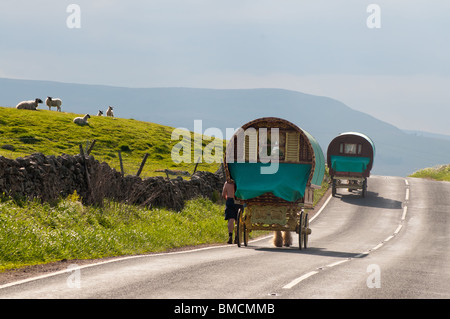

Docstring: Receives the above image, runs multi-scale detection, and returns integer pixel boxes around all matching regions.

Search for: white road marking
[0,244,239,290]
[355,252,370,258]
[326,259,350,268]
[283,271,319,289]
[394,224,403,234]
[310,194,332,222]
[283,177,412,291]
[401,206,408,221]
[371,243,384,251]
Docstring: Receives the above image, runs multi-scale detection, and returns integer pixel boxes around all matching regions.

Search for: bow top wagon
[223,117,325,249]
[327,132,375,197]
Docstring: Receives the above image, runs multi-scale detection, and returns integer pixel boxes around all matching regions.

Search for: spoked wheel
[362,178,367,198]
[242,225,248,247]
[236,208,244,247]
[303,213,309,249]
[243,213,248,247]
[298,211,310,250]
[298,211,304,250]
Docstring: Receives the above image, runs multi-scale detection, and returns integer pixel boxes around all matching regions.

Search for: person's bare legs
[227,218,235,244]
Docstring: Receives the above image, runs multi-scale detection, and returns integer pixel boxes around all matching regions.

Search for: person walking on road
[222,179,238,244]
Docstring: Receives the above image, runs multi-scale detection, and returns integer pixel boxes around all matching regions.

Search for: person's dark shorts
[224,198,238,220]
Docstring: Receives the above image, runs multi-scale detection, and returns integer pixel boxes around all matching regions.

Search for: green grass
[0,106,221,177]
[0,195,230,271]
[409,164,450,182]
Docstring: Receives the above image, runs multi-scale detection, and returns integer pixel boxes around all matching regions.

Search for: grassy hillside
[0,106,220,177]
[409,164,450,182]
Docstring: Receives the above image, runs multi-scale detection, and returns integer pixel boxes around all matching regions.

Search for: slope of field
[0,106,220,177]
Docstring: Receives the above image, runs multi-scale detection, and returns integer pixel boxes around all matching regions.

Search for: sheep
[15,98,43,110]
[45,96,62,112]
[106,106,114,117]
[73,114,90,125]
[97,110,103,116]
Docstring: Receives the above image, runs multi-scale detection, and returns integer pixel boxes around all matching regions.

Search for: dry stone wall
[0,153,225,211]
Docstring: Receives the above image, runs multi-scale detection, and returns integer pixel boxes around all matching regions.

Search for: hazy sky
[1,1,449,134]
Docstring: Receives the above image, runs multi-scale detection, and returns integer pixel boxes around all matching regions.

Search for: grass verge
[0,196,232,271]
[409,164,450,182]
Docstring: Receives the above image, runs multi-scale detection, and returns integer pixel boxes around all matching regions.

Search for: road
[0,175,449,299]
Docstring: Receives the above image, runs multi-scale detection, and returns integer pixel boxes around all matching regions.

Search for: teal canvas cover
[331,155,371,173]
[228,162,312,202]
[303,130,325,188]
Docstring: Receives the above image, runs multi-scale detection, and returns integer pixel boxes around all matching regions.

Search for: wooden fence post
[136,153,149,177]
[192,156,202,176]
[118,150,124,177]
[87,139,96,155]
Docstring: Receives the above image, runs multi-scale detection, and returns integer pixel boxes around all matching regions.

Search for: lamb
[73,114,91,125]
[106,106,114,117]
[45,96,62,112]
[97,110,103,116]
[15,98,43,110]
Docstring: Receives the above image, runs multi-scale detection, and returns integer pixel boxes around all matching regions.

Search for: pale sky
[1,0,449,135]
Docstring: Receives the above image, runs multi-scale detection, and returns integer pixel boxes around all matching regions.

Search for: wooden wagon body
[224,117,325,249]
[326,132,375,197]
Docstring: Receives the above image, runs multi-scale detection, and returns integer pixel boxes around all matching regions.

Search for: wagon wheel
[303,213,309,249]
[236,208,244,247]
[298,211,304,250]
[242,211,249,247]
[243,222,248,247]
[332,179,336,197]
[362,178,367,198]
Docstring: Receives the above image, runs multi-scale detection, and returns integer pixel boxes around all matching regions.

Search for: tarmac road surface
[0,176,449,299]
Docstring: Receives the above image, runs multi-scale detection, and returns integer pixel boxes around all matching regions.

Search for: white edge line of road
[0,244,237,290]
[1,232,278,290]
[310,194,332,222]
[1,194,335,290]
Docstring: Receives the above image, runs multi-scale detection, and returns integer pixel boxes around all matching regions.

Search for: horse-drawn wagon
[326,132,375,197]
[223,117,325,249]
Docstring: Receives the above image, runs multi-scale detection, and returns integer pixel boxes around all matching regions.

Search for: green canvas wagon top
[223,117,325,208]
[326,132,375,178]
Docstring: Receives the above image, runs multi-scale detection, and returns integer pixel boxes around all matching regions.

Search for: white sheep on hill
[73,114,91,125]
[15,98,43,110]
[46,96,62,112]
[97,110,103,116]
[106,106,114,117]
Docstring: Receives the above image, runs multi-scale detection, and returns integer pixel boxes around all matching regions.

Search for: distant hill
[403,130,450,142]
[1,77,449,176]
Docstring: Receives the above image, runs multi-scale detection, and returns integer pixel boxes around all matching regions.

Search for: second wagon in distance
[327,132,375,198]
